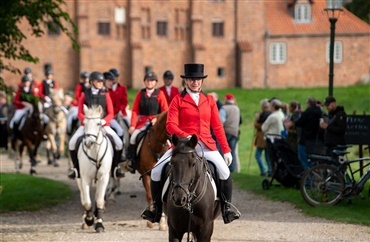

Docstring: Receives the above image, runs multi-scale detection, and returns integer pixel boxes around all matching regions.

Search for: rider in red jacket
[159,70,180,105]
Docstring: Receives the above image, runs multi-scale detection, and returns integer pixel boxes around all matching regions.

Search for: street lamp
[324,0,343,96]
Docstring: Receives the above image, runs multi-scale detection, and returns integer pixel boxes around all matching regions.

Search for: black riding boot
[220,177,240,224]
[68,150,79,179]
[141,180,163,223]
[126,144,136,174]
[112,150,125,179]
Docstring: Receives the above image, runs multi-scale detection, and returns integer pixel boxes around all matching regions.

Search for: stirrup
[113,166,125,179]
[141,207,161,223]
[126,161,136,174]
[68,168,78,179]
[222,202,241,224]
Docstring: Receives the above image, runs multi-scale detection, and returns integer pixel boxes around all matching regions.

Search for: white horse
[76,105,113,232]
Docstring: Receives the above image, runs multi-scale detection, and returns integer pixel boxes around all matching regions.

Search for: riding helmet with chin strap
[109,68,120,77]
[89,71,104,82]
[80,71,89,79]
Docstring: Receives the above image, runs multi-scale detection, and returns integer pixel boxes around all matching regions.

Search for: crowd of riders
[4,64,240,225]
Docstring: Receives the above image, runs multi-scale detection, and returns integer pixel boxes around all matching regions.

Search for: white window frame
[326,41,343,63]
[270,42,287,64]
[294,4,311,23]
[115,7,126,24]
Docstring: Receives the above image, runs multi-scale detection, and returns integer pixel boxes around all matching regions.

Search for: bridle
[82,116,108,166]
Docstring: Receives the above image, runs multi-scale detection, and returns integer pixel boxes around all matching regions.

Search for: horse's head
[49,88,64,112]
[169,134,200,207]
[83,104,104,148]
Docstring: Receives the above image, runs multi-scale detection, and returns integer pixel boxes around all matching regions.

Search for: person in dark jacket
[294,97,322,171]
[319,96,347,155]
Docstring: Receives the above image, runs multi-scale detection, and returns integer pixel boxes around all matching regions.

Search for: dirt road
[1,155,369,241]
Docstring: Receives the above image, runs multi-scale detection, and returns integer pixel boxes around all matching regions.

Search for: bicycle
[300,150,370,206]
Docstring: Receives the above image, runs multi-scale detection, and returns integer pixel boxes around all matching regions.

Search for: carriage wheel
[300,164,344,206]
[262,179,270,190]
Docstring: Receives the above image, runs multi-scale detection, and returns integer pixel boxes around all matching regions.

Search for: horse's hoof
[47,159,53,165]
[147,221,156,228]
[53,162,60,167]
[30,169,37,175]
[84,216,94,226]
[81,223,89,230]
[95,222,105,233]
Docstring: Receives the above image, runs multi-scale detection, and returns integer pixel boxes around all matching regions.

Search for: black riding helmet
[80,71,89,79]
[163,70,174,80]
[144,71,158,82]
[24,67,32,75]
[89,71,104,82]
[103,71,115,81]
[21,75,31,83]
[109,68,120,77]
[45,69,53,76]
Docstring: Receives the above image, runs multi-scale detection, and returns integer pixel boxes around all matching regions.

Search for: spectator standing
[223,93,241,172]
[0,91,10,150]
[294,97,322,171]
[284,101,299,151]
[254,99,271,176]
[159,70,180,105]
[320,96,347,155]
[262,99,284,139]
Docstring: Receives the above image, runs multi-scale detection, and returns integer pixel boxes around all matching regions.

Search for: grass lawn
[0,173,73,213]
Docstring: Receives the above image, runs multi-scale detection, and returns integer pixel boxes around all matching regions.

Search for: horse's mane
[84,105,103,118]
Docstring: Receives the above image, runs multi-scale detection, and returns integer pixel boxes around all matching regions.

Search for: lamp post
[324,0,343,96]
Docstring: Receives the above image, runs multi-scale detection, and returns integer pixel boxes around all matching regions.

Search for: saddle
[160,158,220,202]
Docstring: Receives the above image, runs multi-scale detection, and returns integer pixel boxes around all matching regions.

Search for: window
[115,7,126,24]
[212,22,224,37]
[217,67,225,77]
[294,4,311,23]
[47,21,60,36]
[270,42,287,64]
[98,21,110,36]
[157,21,168,36]
[326,41,343,63]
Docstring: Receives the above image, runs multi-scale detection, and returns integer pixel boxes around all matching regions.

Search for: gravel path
[1,154,369,242]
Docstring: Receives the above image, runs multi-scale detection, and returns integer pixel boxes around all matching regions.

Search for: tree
[345,0,370,24]
[0,0,78,92]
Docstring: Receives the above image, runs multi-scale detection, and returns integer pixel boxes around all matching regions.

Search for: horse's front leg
[77,178,94,229]
[23,139,37,175]
[94,166,111,233]
[47,134,59,167]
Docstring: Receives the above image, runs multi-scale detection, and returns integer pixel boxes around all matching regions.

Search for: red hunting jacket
[107,84,128,116]
[159,85,180,105]
[166,90,231,154]
[13,86,39,110]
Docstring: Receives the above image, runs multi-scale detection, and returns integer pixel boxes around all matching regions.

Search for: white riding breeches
[67,106,78,133]
[129,121,150,145]
[9,108,29,129]
[110,119,123,137]
[69,125,123,151]
[151,141,230,182]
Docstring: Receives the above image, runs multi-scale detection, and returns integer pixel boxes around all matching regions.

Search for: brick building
[4,0,370,91]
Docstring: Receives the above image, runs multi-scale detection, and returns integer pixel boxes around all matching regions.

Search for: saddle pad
[161,171,217,202]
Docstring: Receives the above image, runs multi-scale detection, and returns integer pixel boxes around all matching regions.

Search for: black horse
[164,134,221,242]
[10,101,44,174]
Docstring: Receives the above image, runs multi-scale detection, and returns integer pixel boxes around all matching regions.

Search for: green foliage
[345,0,370,24]
[0,0,79,93]
[0,173,72,213]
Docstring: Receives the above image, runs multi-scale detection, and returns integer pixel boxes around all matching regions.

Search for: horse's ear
[189,134,198,148]
[172,134,179,146]
[83,104,88,114]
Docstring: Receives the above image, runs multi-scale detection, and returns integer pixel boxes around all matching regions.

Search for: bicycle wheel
[300,164,345,206]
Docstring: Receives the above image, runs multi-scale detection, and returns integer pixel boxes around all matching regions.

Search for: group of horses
[7,91,223,241]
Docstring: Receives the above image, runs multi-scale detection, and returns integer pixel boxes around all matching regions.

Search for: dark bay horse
[138,110,169,229]
[10,101,44,174]
[164,134,221,242]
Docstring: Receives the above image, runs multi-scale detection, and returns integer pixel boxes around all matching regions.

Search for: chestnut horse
[138,110,169,229]
[164,134,221,242]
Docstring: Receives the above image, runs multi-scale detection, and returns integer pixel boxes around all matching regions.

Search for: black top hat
[180,63,208,79]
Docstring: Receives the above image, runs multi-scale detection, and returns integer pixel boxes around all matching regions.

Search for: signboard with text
[345,115,370,145]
